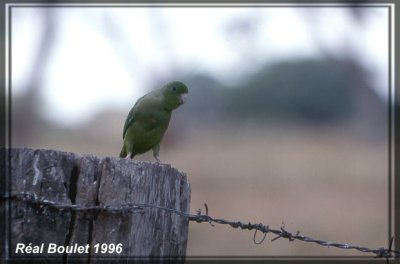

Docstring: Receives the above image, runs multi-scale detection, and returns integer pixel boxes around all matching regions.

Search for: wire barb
[2,192,399,259]
[253,229,267,245]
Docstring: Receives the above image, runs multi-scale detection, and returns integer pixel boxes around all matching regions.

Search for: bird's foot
[125,152,132,159]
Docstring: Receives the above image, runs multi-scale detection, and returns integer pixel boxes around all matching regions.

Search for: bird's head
[161,81,189,110]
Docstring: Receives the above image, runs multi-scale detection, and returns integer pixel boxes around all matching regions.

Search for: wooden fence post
[4,147,191,262]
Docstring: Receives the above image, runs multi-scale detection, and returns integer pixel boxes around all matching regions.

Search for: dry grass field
[14,122,389,257]
[165,126,388,256]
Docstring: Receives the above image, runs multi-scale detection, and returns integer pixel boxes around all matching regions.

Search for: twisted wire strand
[1,192,399,259]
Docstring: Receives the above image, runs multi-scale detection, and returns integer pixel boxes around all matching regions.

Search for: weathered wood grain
[4,148,190,262]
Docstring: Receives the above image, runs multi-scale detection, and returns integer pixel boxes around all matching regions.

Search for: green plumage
[119,81,188,162]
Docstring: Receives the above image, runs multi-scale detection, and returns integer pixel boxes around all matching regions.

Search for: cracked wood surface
[5,148,191,262]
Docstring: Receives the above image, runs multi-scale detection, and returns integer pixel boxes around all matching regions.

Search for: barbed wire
[1,191,399,261]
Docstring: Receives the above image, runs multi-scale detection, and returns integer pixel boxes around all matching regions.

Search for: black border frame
[1,1,398,263]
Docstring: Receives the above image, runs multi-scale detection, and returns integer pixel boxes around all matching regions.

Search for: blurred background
[11,5,390,256]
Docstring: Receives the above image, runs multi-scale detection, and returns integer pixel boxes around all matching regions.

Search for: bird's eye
[172,86,177,92]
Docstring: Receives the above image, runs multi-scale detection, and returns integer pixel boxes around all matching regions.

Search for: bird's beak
[179,93,188,104]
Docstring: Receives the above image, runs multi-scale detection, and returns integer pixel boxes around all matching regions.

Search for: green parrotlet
[119,81,188,162]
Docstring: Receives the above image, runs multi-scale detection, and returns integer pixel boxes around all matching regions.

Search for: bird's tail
[119,145,127,158]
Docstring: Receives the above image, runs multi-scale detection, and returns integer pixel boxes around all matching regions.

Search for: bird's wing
[122,109,134,139]
[122,90,161,139]
[122,95,144,139]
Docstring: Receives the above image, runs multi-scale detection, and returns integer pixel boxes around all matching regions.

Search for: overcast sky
[11,5,389,126]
